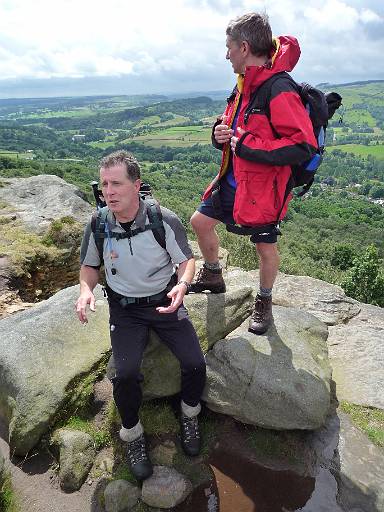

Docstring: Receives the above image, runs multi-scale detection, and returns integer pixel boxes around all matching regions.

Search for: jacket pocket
[233,172,281,225]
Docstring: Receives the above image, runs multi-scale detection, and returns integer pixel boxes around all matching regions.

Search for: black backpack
[90,182,166,264]
[244,71,343,197]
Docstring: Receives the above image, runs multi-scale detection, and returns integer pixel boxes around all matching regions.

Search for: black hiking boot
[126,434,153,481]
[248,294,273,335]
[180,415,201,456]
[189,265,226,294]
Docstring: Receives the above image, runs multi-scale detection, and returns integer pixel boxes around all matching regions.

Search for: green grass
[340,401,384,447]
[62,416,112,450]
[328,143,384,160]
[139,401,179,436]
[0,474,18,512]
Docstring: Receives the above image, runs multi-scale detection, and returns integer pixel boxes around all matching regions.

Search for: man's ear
[134,179,141,192]
[241,40,250,56]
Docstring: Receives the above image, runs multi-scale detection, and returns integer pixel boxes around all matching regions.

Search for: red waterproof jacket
[203,36,318,226]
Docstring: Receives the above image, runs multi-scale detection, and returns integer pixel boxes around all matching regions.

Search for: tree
[342,245,384,306]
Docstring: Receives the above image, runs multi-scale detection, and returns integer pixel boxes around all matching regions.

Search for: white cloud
[0,0,383,92]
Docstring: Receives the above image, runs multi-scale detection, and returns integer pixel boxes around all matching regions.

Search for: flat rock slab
[226,268,361,326]
[0,284,110,455]
[0,175,92,234]
[328,303,384,409]
[337,411,384,512]
[203,306,332,430]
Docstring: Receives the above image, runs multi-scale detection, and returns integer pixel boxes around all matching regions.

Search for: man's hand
[230,126,245,153]
[214,115,234,145]
[156,283,187,314]
[76,291,96,324]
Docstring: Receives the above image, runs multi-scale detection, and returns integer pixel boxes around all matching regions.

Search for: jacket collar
[239,35,301,96]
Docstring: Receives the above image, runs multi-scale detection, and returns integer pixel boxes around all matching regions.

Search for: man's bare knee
[190,211,219,235]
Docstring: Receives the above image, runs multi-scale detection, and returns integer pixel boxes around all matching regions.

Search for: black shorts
[197,178,278,244]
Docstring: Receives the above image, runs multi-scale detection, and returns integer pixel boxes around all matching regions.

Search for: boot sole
[248,326,269,335]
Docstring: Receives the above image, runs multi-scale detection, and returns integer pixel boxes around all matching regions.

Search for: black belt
[106,274,177,308]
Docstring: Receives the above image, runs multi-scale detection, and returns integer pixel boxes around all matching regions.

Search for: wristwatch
[177,280,190,294]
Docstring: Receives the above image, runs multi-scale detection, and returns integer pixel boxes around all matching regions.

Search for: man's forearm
[79,265,100,294]
[177,258,195,284]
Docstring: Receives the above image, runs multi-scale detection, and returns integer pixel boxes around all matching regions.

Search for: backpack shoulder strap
[145,199,166,250]
[91,206,109,263]
[257,71,298,120]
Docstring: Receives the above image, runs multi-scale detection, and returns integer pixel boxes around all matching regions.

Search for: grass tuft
[0,474,18,512]
[139,401,179,436]
[340,401,384,447]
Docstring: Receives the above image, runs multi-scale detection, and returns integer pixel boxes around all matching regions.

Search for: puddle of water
[176,450,315,512]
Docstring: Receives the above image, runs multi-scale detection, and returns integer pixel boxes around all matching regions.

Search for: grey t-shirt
[80,199,193,297]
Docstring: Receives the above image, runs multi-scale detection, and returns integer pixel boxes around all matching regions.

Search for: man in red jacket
[190,12,317,334]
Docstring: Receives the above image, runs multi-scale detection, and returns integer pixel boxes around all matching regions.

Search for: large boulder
[328,303,384,409]
[0,175,92,234]
[107,284,254,398]
[203,306,332,430]
[0,175,93,305]
[0,284,110,456]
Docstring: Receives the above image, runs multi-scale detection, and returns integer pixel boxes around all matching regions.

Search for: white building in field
[72,134,86,142]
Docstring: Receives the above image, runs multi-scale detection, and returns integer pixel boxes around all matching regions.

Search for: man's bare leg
[256,242,280,290]
[190,211,225,293]
[248,242,280,335]
[190,211,221,263]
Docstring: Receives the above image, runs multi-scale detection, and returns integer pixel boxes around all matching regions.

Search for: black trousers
[108,297,206,429]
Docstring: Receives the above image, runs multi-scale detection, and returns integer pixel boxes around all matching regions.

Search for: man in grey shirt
[76,150,206,481]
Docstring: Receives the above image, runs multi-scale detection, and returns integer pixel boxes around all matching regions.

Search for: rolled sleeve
[80,221,101,267]
[161,207,193,264]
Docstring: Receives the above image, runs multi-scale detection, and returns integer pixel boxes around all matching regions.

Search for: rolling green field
[328,143,384,160]
[0,150,34,159]
[121,125,212,147]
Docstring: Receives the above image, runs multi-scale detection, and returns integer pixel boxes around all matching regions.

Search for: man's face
[100,164,140,218]
[226,36,246,74]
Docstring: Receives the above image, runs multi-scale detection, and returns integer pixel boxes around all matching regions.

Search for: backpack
[90,182,166,264]
[245,71,343,197]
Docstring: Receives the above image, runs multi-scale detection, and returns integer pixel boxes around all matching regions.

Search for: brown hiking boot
[248,294,273,335]
[189,265,226,294]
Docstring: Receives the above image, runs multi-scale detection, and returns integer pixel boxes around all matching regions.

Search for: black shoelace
[181,416,200,441]
[127,435,148,464]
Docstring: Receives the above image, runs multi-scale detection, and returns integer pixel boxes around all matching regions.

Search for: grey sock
[204,261,221,271]
[120,421,144,442]
[259,286,272,297]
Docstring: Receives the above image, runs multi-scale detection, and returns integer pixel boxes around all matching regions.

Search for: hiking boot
[180,415,201,456]
[189,265,226,294]
[126,434,153,480]
[248,294,273,335]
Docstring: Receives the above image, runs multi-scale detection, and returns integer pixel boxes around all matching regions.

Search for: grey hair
[226,12,273,57]
[100,150,141,181]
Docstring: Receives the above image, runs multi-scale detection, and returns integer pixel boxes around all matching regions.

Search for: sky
[0,0,383,98]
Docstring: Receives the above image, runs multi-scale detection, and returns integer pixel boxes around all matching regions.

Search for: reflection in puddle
[176,450,315,512]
